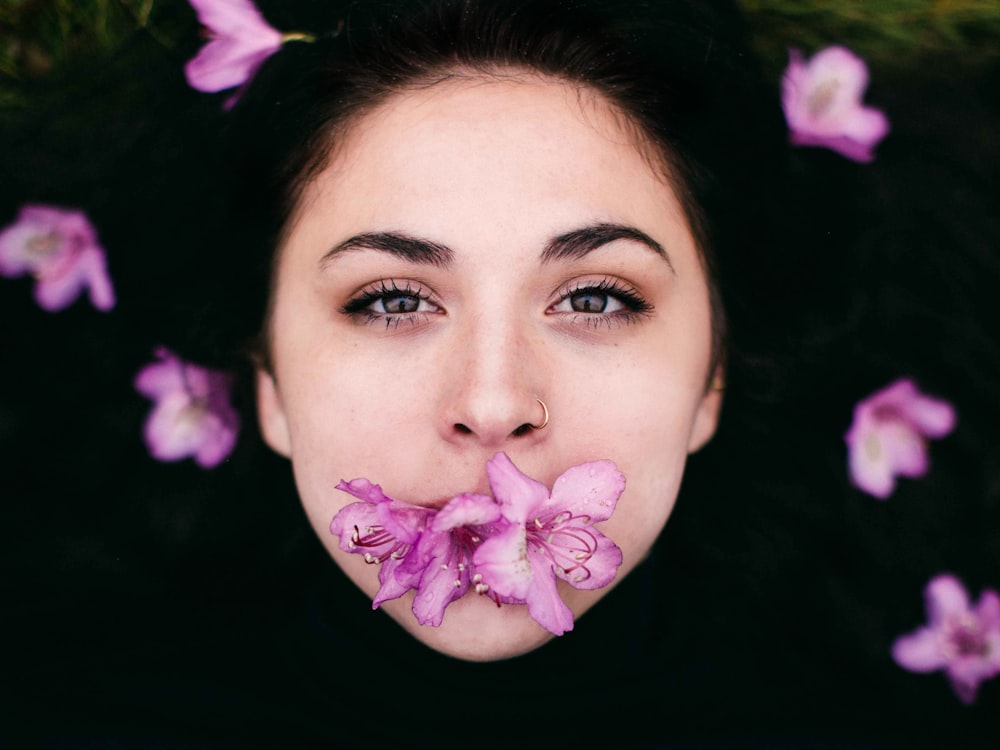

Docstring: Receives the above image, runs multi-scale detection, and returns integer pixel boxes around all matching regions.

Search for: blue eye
[342,280,442,326]
[555,290,626,314]
[377,294,422,314]
[549,279,651,319]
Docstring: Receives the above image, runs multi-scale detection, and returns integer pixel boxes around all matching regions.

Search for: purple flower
[331,482,503,624]
[892,574,1000,704]
[330,478,434,608]
[0,204,115,312]
[134,347,240,468]
[329,453,625,633]
[184,0,287,107]
[844,378,956,499]
[401,493,504,626]
[473,452,625,636]
[781,46,890,162]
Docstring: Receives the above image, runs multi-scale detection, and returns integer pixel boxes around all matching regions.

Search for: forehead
[286,75,691,258]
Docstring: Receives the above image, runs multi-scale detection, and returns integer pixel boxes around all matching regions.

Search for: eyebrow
[320,222,671,270]
[541,223,673,272]
[321,232,454,267]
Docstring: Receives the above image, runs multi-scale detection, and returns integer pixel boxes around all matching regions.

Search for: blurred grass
[0,0,998,112]
[0,0,184,110]
[740,0,1000,81]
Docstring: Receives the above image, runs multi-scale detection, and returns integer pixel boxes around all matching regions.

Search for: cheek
[583,360,706,564]
[275,345,438,518]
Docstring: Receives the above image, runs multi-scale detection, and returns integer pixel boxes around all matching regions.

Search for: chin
[379,589,560,662]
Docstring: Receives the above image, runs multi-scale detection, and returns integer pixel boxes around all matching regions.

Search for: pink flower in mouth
[331,482,504,624]
[330,478,433,608]
[472,452,625,636]
[134,347,240,468]
[844,378,956,499]
[184,0,302,108]
[0,204,115,312]
[781,46,890,162]
[401,493,504,626]
[329,452,625,634]
[892,574,1000,704]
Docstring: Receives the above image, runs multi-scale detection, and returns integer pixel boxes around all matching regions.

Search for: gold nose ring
[530,398,549,430]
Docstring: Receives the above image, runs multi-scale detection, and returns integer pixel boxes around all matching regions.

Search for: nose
[439,314,549,447]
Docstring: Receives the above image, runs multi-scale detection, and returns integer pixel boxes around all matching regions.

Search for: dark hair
[221,0,792,379]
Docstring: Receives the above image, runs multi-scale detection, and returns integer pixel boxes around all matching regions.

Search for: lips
[329,451,626,634]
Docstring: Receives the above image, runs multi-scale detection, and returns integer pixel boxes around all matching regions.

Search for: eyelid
[547,276,652,315]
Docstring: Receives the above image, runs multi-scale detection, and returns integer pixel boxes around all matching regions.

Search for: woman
[4,0,998,747]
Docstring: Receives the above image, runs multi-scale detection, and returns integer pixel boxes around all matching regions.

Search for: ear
[687,368,724,454]
[256,369,292,458]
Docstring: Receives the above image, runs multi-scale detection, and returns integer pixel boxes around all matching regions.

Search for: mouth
[329,451,626,636]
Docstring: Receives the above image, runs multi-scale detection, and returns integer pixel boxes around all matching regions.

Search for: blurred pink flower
[0,204,115,312]
[134,347,240,468]
[893,574,1000,705]
[844,378,955,499]
[782,46,890,162]
[184,0,285,107]
[473,452,625,635]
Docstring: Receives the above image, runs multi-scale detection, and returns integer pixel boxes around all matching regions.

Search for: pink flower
[473,452,625,636]
[331,481,504,625]
[0,204,115,312]
[330,478,434,608]
[844,378,955,499]
[781,46,890,162]
[184,0,285,106]
[329,452,624,634]
[400,493,504,626]
[134,347,240,468]
[892,574,1000,704]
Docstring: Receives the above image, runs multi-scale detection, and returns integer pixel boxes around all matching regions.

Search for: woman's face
[257,76,721,661]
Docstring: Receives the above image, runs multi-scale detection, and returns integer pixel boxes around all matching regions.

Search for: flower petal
[431,493,501,532]
[523,547,575,635]
[891,626,948,673]
[134,348,184,398]
[473,523,533,601]
[553,529,622,590]
[143,396,213,461]
[880,421,928,479]
[407,532,469,627]
[486,452,551,524]
[904,395,957,438]
[974,590,1000,628]
[329,501,381,555]
[188,0,273,34]
[845,419,898,499]
[547,459,624,522]
[192,411,239,467]
[34,244,115,312]
[184,36,280,93]
[184,0,283,93]
[925,574,971,625]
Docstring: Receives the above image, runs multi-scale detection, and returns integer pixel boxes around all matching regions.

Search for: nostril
[454,423,473,434]
[511,423,534,437]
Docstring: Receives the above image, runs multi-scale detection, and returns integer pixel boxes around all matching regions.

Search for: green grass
[1,0,998,112]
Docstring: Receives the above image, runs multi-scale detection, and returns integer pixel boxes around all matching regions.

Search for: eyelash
[341,279,441,329]
[340,277,653,329]
[549,278,653,327]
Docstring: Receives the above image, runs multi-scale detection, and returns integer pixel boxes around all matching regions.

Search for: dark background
[2,1,999,748]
